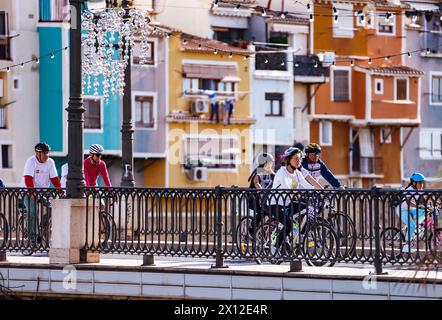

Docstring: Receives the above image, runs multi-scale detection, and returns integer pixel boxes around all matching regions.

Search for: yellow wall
[166,34,252,187]
[144,159,166,187]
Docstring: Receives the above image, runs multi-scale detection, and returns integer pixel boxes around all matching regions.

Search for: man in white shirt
[23,142,61,247]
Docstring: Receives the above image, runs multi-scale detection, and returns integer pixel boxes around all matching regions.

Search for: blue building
[37,0,168,186]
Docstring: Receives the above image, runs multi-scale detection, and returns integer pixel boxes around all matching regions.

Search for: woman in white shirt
[269,147,323,251]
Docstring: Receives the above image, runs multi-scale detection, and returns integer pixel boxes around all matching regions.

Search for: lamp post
[66,0,85,199]
[120,0,135,187]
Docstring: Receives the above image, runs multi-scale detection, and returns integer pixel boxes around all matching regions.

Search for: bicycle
[17,197,52,256]
[97,196,118,250]
[381,205,442,261]
[0,212,8,248]
[236,204,339,267]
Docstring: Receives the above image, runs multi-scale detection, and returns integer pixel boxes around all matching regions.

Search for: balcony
[255,46,287,72]
[293,55,329,83]
[352,156,384,178]
[0,36,10,60]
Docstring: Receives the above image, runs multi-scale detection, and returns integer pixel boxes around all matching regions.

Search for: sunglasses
[93,153,102,158]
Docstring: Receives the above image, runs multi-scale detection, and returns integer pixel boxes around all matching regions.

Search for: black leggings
[270,202,307,249]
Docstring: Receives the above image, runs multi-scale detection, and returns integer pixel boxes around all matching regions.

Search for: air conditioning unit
[320,52,335,67]
[191,99,209,114]
[189,166,208,182]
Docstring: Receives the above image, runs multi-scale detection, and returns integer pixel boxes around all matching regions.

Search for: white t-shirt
[23,156,58,188]
[270,166,313,206]
[61,163,68,188]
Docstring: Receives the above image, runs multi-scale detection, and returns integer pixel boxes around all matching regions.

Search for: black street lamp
[66,0,85,199]
[120,0,135,187]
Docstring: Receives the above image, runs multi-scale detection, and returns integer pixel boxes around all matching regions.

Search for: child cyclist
[400,172,427,252]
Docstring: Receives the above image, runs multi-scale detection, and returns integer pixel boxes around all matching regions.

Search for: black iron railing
[81,187,442,271]
[1,187,441,270]
[0,188,63,254]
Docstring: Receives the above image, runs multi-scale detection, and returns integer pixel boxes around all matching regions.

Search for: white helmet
[257,153,274,166]
[89,144,104,154]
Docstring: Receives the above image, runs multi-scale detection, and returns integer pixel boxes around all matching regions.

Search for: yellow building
[144,28,255,187]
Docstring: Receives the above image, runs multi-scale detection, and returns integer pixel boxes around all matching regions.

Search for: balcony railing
[255,46,287,72]
[293,55,330,79]
[360,156,384,176]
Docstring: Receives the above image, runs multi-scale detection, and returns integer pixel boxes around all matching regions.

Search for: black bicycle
[17,197,52,256]
[0,212,8,248]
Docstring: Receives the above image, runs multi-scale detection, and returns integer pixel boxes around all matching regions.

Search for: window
[0,11,10,60]
[84,97,102,130]
[374,78,383,95]
[431,75,442,104]
[265,93,283,116]
[0,107,6,129]
[12,77,21,91]
[377,13,395,35]
[356,11,374,28]
[420,129,442,159]
[333,3,354,38]
[320,121,332,146]
[183,78,200,94]
[217,81,235,94]
[1,144,12,168]
[212,27,245,44]
[202,79,218,91]
[380,128,392,144]
[395,78,408,101]
[134,96,154,129]
[184,136,238,169]
[269,32,289,45]
[333,69,350,101]
[132,41,154,65]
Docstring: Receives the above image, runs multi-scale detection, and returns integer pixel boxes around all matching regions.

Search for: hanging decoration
[81,7,151,102]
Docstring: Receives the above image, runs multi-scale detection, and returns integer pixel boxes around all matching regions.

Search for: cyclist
[301,143,344,189]
[400,172,426,252]
[84,144,111,187]
[269,147,323,252]
[247,153,275,237]
[23,142,62,247]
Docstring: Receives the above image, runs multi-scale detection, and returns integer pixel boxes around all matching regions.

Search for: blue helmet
[410,172,426,182]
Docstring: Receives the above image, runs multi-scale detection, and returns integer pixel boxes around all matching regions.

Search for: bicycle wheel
[0,213,8,248]
[428,228,442,253]
[303,221,338,267]
[255,220,280,263]
[234,216,254,255]
[329,212,356,257]
[100,212,117,250]
[380,227,404,262]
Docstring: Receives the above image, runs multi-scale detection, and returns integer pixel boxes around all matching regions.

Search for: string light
[264,58,268,64]
[385,12,392,23]
[314,61,318,68]
[35,58,40,64]
[331,61,336,68]
[166,33,170,39]
[198,44,202,50]
[261,8,266,17]
[368,58,372,64]
[281,60,285,66]
[332,7,337,14]
[234,4,240,11]
[50,53,55,59]
[350,60,354,67]
[407,52,412,58]
[214,49,218,54]
[307,3,311,13]
[426,47,431,54]
[334,15,339,24]
[6,67,10,73]
[412,15,417,23]
[183,39,187,45]
[20,63,24,69]
[229,52,233,58]
[295,63,299,68]
[281,11,288,19]
[213,0,218,8]
[243,56,248,60]
[309,14,314,22]
[384,56,389,61]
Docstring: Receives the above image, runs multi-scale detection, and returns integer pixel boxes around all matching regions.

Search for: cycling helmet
[34,142,51,153]
[257,153,274,166]
[410,172,426,183]
[89,144,104,154]
[283,147,303,160]
[305,143,321,154]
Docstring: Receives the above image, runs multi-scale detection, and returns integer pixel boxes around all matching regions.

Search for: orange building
[310,0,423,187]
